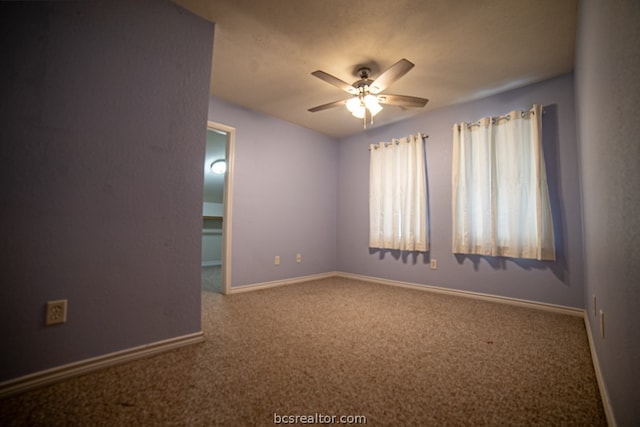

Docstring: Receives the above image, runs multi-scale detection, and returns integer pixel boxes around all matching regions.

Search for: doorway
[201,121,235,294]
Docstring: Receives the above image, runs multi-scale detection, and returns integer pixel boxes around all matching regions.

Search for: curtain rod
[460,107,546,130]
[368,133,428,150]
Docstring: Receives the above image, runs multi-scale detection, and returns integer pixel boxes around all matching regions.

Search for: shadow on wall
[369,248,431,265]
[454,104,568,284]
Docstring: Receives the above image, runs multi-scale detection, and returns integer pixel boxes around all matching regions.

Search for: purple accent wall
[0,1,213,382]
[575,1,640,424]
[5,4,635,421]
[208,98,338,287]
[337,74,585,308]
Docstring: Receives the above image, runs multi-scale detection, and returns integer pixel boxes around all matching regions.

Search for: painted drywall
[201,231,222,266]
[337,74,585,308]
[208,98,338,287]
[203,202,224,217]
[0,1,213,382]
[202,203,223,266]
[575,0,640,424]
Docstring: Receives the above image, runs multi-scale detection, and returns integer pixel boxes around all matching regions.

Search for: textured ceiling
[176,0,578,139]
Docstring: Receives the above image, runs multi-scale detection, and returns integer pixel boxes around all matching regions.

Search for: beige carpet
[0,277,606,426]
[201,265,222,293]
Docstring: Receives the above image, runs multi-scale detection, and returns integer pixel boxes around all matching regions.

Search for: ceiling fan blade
[311,71,359,95]
[377,94,428,108]
[308,99,348,113]
[369,59,415,94]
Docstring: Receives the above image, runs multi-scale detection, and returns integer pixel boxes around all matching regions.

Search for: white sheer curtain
[369,133,428,252]
[452,105,555,260]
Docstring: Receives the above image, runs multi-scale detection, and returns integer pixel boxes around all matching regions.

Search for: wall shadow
[454,253,556,272]
[369,248,430,265]
[541,104,567,283]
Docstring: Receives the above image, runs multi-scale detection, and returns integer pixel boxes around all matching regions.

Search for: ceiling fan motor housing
[355,67,374,88]
[357,67,371,79]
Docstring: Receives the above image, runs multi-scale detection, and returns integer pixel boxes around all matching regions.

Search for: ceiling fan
[308,58,429,128]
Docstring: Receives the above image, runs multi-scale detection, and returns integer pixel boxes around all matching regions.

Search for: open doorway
[201,121,234,294]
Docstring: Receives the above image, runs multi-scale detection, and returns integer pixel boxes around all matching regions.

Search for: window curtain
[369,133,428,252]
[452,105,555,260]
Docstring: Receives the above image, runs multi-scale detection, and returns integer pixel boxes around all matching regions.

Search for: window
[369,133,428,252]
[452,105,555,260]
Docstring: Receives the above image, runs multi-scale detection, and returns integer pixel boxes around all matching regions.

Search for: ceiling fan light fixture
[210,159,226,175]
[364,94,383,116]
[351,103,366,119]
[345,96,361,113]
[346,97,366,118]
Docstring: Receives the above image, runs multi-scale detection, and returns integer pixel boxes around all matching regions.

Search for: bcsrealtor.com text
[273,413,367,424]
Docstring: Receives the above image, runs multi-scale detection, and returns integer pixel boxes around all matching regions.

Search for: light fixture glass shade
[210,159,226,174]
[364,94,383,116]
[351,104,366,118]
[346,97,361,113]
[346,93,382,120]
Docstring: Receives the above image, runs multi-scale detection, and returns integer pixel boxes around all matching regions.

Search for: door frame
[206,120,235,295]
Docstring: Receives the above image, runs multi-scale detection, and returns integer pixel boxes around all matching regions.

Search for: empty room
[1,0,638,425]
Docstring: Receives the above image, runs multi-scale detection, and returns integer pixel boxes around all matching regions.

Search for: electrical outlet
[296,253,302,263]
[274,256,280,266]
[430,259,437,270]
[46,300,67,325]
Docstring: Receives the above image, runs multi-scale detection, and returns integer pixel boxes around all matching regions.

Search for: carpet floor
[0,277,606,426]
[201,265,222,294]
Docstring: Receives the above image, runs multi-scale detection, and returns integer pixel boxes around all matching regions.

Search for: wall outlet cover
[46,300,68,325]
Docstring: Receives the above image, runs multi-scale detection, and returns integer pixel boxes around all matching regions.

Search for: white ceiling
[176,0,578,139]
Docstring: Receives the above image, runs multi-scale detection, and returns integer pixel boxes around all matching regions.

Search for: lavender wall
[575,1,640,424]
[208,98,338,287]
[337,74,584,308]
[0,1,213,382]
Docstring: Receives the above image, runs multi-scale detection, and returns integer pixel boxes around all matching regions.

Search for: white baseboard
[335,272,584,317]
[584,315,617,427]
[0,331,204,399]
[229,271,337,294]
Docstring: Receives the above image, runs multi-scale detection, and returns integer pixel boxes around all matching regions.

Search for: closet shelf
[202,229,222,235]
